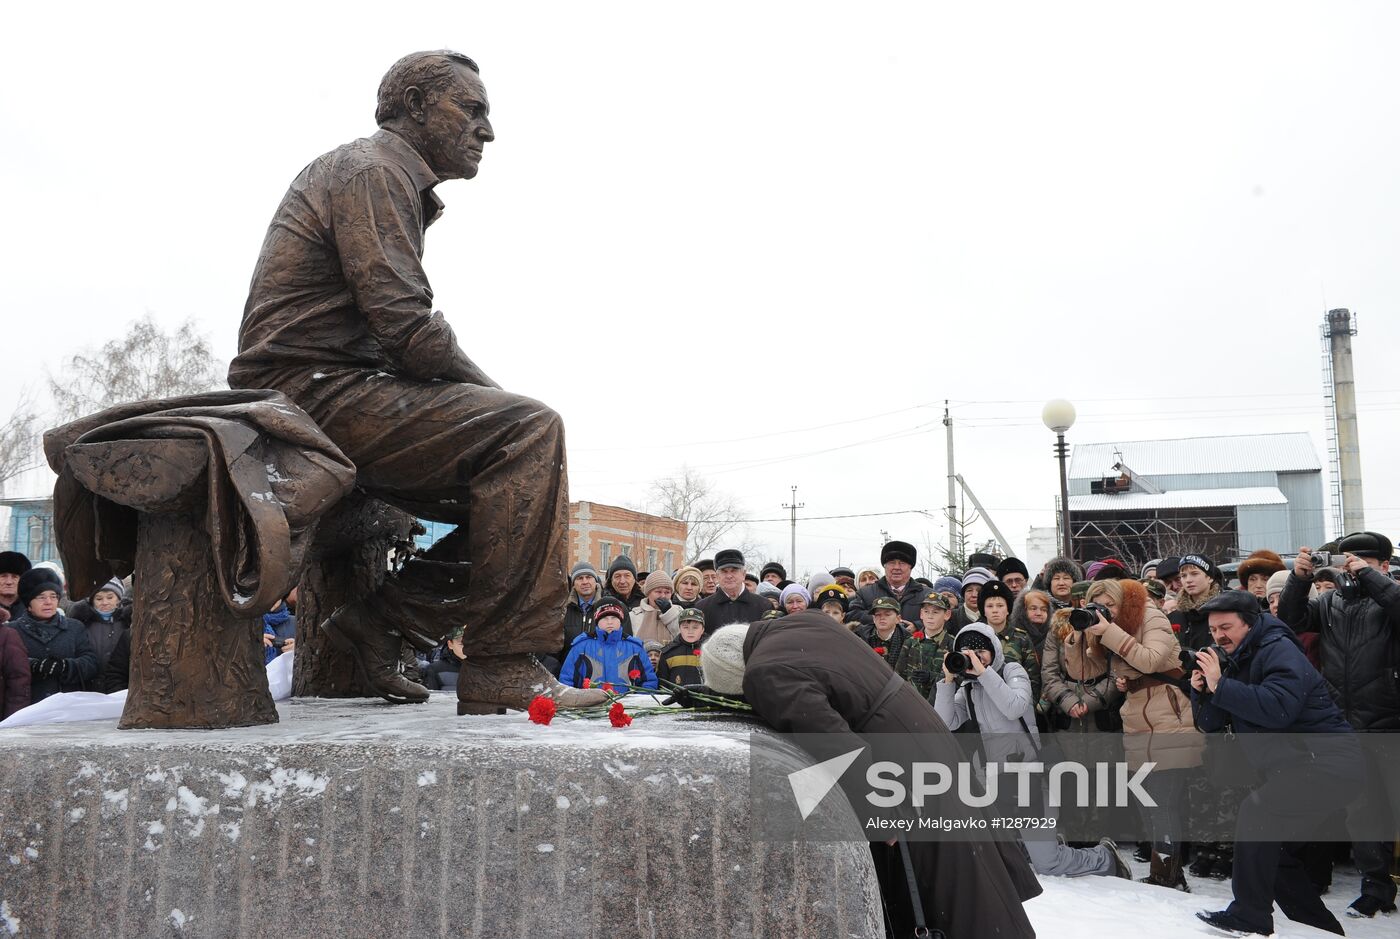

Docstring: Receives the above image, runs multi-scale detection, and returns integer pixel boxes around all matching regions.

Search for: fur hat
[1043,557,1084,583]
[0,551,32,577]
[880,541,917,567]
[642,570,673,597]
[694,558,716,573]
[700,623,751,695]
[18,567,64,607]
[996,557,1029,580]
[779,584,812,607]
[967,552,1002,570]
[932,576,964,599]
[1237,550,1286,583]
[977,580,1015,612]
[961,567,994,589]
[760,561,787,582]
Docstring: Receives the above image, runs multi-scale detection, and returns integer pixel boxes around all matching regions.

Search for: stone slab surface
[0,696,881,938]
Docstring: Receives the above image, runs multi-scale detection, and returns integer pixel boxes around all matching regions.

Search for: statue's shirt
[230,129,473,390]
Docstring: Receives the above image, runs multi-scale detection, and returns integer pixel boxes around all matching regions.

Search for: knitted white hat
[700,623,751,695]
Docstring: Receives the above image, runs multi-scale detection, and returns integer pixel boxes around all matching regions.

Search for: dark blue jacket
[10,611,100,702]
[1192,613,1357,772]
[559,626,658,691]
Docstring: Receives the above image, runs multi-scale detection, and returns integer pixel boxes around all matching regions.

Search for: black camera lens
[1068,608,1095,631]
[944,651,970,675]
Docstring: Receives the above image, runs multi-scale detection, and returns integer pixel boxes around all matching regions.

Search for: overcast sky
[4,2,1399,574]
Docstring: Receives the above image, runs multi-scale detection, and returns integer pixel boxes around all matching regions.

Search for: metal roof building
[1065,432,1325,565]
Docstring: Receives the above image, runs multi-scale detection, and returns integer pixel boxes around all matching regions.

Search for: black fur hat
[18,567,63,607]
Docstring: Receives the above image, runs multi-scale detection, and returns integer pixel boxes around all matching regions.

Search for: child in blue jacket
[560,597,658,691]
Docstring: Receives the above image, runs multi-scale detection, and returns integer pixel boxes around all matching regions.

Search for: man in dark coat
[694,548,769,634]
[1190,590,1361,937]
[846,540,932,628]
[603,555,644,610]
[1278,533,1400,919]
[9,568,99,702]
[701,610,1042,938]
[228,50,603,714]
[0,551,31,620]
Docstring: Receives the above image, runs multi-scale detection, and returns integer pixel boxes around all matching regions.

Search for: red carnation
[601,682,615,693]
[873,646,887,656]
[694,647,701,656]
[912,632,925,640]
[628,669,642,681]
[527,695,557,726]
[582,678,592,689]
[608,701,633,728]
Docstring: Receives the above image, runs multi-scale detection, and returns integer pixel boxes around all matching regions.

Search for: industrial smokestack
[1325,308,1365,533]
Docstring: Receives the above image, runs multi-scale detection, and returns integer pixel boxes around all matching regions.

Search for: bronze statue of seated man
[229,50,605,713]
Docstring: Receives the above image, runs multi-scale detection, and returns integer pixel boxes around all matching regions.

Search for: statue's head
[376,50,493,181]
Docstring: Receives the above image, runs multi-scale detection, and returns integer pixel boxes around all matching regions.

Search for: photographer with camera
[1189,590,1360,937]
[933,623,1132,879]
[1081,577,1202,890]
[1279,532,1400,920]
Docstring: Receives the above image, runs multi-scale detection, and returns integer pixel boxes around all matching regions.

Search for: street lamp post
[1042,399,1077,561]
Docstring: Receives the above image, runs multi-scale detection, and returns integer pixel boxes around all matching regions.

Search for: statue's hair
[375,50,479,125]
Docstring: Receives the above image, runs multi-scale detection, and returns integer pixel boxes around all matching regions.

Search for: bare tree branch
[48,314,224,422]
[645,466,749,563]
[0,396,40,498]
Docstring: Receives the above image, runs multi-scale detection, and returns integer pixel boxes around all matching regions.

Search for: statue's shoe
[457,653,609,714]
[321,600,430,704]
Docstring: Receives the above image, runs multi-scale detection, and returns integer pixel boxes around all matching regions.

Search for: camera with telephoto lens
[1069,601,1113,631]
[944,651,972,676]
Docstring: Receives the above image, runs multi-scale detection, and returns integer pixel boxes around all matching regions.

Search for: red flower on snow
[582,678,592,689]
[628,669,642,681]
[873,646,887,656]
[601,682,615,693]
[527,695,557,726]
[608,701,633,728]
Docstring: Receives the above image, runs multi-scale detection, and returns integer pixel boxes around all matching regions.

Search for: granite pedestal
[0,696,882,938]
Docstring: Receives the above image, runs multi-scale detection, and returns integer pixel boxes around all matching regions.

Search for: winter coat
[1094,580,1203,770]
[10,610,100,702]
[655,635,702,686]
[694,587,769,635]
[893,629,956,699]
[68,599,132,674]
[102,629,130,693]
[559,627,658,691]
[947,604,980,633]
[603,556,644,610]
[1167,582,1221,652]
[1041,628,1121,733]
[739,611,1041,939]
[1192,613,1358,773]
[262,604,296,665]
[989,621,1041,706]
[423,645,464,691]
[933,622,1041,765]
[846,577,932,627]
[854,622,910,670]
[1,625,32,718]
[1277,566,1400,731]
[628,598,681,646]
[561,589,603,662]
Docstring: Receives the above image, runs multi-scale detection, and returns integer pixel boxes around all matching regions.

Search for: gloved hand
[661,683,748,710]
[41,656,66,679]
[911,669,933,686]
[29,658,44,677]
[655,598,672,614]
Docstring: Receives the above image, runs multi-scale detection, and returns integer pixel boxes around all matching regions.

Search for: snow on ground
[1029,860,1394,938]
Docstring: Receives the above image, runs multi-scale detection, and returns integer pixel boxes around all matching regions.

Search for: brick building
[569,501,688,576]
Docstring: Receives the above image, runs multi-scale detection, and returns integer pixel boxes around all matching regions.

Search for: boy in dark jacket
[656,608,705,686]
[854,596,909,668]
[894,593,955,698]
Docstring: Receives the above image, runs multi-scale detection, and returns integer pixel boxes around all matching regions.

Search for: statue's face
[419,66,494,180]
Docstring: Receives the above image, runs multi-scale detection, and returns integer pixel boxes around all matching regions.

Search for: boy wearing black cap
[1282,533,1400,919]
[9,567,99,703]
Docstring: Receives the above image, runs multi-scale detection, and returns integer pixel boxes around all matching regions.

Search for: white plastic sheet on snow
[0,651,295,729]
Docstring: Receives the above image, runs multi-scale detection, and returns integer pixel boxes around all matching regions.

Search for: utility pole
[782,485,804,575]
[944,402,957,554]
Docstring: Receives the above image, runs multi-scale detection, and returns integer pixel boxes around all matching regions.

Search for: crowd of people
[552,536,1400,937]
